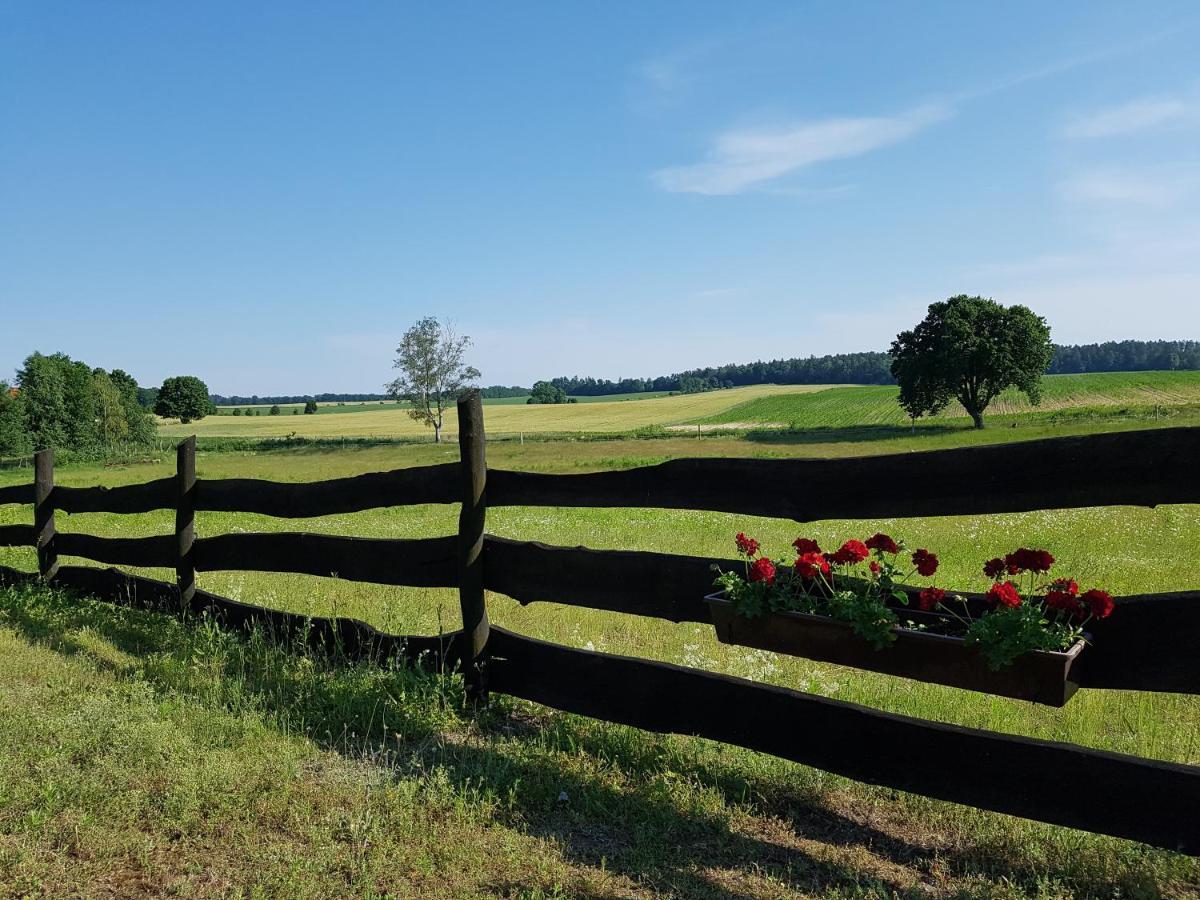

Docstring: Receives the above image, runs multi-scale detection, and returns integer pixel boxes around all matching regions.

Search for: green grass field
[213,391,680,417]
[179,373,1200,443]
[2,418,1199,895]
[165,384,834,439]
[696,371,1200,430]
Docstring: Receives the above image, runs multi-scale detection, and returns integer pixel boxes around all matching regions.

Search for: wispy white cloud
[652,104,949,195]
[1060,96,1192,139]
[1058,167,1197,206]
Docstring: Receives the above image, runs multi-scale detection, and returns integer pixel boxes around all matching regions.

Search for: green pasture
[697,371,1200,430]
[1,424,1198,894]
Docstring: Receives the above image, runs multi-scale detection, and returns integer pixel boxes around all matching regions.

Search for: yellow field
[157,384,835,438]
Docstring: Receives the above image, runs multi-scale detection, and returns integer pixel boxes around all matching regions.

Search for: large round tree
[154,375,215,424]
[889,295,1052,429]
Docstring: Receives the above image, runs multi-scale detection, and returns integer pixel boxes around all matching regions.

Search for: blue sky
[2,2,1198,394]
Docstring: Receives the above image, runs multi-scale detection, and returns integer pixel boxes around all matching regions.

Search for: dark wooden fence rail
[488,427,1200,518]
[1,399,1198,855]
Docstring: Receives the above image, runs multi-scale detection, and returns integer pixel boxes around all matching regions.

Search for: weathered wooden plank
[34,450,57,580]
[176,438,197,606]
[1080,590,1200,694]
[195,463,459,517]
[486,627,1200,855]
[193,532,458,587]
[456,391,489,695]
[483,536,716,623]
[55,533,175,568]
[0,524,34,547]
[0,483,34,506]
[482,537,1200,694]
[488,427,1200,519]
[0,563,461,669]
[52,478,175,514]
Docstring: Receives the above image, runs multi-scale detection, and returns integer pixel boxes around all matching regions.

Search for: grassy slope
[697,371,1200,429]
[2,423,1199,895]
[164,385,832,439]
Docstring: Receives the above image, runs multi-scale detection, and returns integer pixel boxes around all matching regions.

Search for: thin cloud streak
[1060,96,1191,139]
[652,104,950,195]
[1058,167,1198,207]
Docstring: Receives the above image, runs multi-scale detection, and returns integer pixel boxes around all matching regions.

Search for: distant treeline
[1047,340,1200,374]
[547,340,1200,397]
[209,385,530,405]
[549,352,894,396]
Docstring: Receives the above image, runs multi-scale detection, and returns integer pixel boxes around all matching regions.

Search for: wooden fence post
[176,436,197,611]
[456,390,489,697]
[34,449,57,581]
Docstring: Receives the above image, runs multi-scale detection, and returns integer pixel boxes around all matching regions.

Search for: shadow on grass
[738,423,968,445]
[0,582,1181,897]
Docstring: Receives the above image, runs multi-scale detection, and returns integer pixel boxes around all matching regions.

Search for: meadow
[1,420,1199,896]
[213,391,678,415]
[698,371,1200,430]
[162,384,833,439]
[164,373,1200,445]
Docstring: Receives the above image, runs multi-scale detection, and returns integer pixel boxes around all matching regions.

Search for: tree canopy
[889,295,1053,429]
[527,381,567,404]
[0,352,157,455]
[385,317,479,443]
[155,375,216,424]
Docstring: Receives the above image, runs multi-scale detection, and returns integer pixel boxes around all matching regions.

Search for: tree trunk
[434,422,442,443]
[970,409,985,429]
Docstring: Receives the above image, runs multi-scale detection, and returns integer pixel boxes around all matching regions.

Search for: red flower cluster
[983,557,1006,579]
[794,551,831,579]
[911,548,938,576]
[918,587,946,611]
[1045,579,1082,616]
[1043,581,1114,620]
[735,532,760,557]
[1004,548,1055,574]
[1083,588,1114,619]
[986,581,1022,608]
[748,557,776,586]
[792,537,821,555]
[865,532,899,554]
[829,539,870,565]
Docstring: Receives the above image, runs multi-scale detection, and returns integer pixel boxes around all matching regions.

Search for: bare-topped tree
[386,317,480,443]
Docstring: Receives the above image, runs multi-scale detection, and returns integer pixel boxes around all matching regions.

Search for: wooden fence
[1,392,1199,855]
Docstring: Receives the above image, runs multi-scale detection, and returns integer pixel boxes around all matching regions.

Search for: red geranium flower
[1004,548,1055,574]
[1045,585,1084,617]
[792,537,821,555]
[735,532,760,557]
[1083,588,1114,619]
[911,548,938,577]
[868,560,881,574]
[794,551,831,579]
[918,587,946,611]
[983,557,1006,579]
[748,557,776,586]
[830,539,870,565]
[864,532,899,554]
[986,581,1022,608]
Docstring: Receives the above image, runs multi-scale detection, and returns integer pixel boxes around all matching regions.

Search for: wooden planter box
[705,592,1086,706]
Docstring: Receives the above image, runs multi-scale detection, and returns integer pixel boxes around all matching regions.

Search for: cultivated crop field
[166,373,1200,443]
[162,384,834,439]
[2,424,1199,896]
[697,371,1200,431]
[213,391,679,415]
